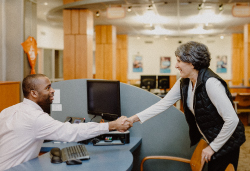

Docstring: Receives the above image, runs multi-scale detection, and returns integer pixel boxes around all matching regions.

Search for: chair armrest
[140,156,190,171]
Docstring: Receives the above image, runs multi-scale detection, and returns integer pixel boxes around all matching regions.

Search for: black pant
[204,148,240,171]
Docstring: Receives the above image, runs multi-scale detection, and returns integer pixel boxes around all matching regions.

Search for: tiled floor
[238,126,250,171]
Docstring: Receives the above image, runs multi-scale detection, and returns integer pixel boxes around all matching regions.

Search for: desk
[6,137,142,171]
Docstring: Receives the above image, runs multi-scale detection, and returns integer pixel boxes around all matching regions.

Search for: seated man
[0,74,132,170]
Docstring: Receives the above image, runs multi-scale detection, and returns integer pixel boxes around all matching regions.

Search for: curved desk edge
[7,137,142,171]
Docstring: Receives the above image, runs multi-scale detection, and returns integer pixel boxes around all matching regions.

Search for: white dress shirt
[0,98,109,170]
[136,77,238,152]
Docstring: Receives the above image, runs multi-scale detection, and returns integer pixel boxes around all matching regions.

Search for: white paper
[53,89,60,104]
[51,104,62,111]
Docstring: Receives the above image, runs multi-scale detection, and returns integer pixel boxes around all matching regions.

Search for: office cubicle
[51,79,195,171]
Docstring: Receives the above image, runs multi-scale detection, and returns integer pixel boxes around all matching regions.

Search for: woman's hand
[121,115,140,125]
[201,146,215,163]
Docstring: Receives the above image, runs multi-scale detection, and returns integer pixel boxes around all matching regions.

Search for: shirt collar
[23,98,44,112]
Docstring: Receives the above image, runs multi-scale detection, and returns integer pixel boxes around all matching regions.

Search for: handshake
[108,116,135,132]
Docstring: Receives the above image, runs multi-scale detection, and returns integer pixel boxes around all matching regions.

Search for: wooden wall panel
[63,35,75,80]
[95,25,116,80]
[0,82,20,112]
[95,26,101,44]
[95,44,104,78]
[232,34,244,86]
[116,35,128,83]
[71,10,79,35]
[86,35,93,78]
[63,9,93,80]
[104,44,114,80]
[63,10,71,35]
[63,0,75,4]
[75,35,87,78]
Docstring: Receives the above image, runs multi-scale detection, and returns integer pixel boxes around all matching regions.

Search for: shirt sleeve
[205,78,239,152]
[136,78,182,123]
[34,114,109,142]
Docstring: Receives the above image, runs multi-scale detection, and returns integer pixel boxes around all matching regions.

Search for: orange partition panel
[0,82,20,112]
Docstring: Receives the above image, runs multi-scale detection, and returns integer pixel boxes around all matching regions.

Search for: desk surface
[6,137,142,171]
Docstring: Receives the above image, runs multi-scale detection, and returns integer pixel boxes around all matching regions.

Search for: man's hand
[201,145,215,164]
[108,116,133,132]
[121,115,140,125]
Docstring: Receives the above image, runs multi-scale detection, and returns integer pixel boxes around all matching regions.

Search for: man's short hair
[22,74,47,98]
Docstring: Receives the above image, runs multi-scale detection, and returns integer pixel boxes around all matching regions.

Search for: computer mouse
[51,156,63,164]
[50,147,62,164]
[66,159,82,165]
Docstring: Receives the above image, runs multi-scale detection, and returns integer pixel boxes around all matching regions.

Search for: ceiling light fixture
[198,4,202,10]
[96,11,100,17]
[127,6,132,12]
[44,2,48,5]
[219,4,223,11]
[148,5,153,10]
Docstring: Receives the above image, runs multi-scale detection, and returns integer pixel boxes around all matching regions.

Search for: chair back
[225,164,235,171]
[190,139,208,171]
[234,93,250,107]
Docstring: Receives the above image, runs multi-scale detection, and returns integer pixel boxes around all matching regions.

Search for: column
[63,9,93,80]
[232,34,244,86]
[244,24,250,86]
[116,35,128,83]
[95,25,116,80]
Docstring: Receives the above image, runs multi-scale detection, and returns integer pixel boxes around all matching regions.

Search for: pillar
[63,9,93,80]
[95,25,116,80]
[116,35,128,83]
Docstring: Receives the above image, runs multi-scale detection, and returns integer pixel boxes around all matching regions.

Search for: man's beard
[37,97,52,115]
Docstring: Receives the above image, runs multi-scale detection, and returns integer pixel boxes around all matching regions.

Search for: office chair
[140,139,208,171]
[225,164,235,171]
[233,93,250,114]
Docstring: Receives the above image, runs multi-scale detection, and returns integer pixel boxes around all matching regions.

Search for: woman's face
[175,56,195,78]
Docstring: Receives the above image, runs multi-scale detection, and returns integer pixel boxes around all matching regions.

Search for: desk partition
[49,79,194,171]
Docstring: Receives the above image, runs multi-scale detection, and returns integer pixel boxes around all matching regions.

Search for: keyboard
[61,144,90,162]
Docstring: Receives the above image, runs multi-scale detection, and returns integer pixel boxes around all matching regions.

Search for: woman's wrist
[130,115,140,123]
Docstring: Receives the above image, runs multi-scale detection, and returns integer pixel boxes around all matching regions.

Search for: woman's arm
[129,78,182,124]
[205,78,239,152]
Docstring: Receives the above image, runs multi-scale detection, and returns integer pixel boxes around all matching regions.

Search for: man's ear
[30,90,38,98]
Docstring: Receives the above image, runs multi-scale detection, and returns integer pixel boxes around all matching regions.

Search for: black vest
[180,68,246,159]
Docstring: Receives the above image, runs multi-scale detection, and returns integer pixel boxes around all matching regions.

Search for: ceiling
[37,0,250,37]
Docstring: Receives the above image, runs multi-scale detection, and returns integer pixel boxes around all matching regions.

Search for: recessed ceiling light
[96,11,100,17]
[219,4,223,11]
[44,2,48,5]
[127,6,132,12]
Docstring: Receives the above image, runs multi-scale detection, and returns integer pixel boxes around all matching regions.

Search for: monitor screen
[158,75,170,89]
[140,75,156,91]
[87,80,121,121]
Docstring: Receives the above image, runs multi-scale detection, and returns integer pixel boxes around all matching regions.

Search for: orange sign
[21,36,37,74]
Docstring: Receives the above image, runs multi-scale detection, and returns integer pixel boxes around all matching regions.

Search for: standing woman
[126,41,245,171]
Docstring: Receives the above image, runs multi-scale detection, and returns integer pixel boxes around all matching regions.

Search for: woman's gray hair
[175,41,211,70]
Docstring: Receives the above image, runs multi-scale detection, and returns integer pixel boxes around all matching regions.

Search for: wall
[37,20,64,50]
[128,35,232,81]
[37,22,232,82]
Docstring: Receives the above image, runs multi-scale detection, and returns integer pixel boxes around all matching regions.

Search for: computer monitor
[87,80,121,121]
[140,75,156,91]
[158,75,170,94]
